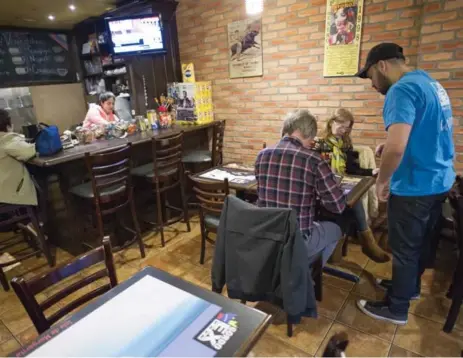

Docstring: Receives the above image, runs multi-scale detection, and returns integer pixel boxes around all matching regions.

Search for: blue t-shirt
[383,70,455,196]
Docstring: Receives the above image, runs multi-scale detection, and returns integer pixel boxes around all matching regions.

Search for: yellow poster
[323,0,364,77]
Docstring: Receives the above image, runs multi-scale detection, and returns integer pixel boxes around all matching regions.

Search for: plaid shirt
[255,136,346,235]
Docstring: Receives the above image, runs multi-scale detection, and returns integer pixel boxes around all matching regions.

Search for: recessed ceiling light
[48,14,55,21]
[69,4,76,11]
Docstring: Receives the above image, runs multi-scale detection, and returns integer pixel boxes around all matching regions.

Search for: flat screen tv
[106,14,166,56]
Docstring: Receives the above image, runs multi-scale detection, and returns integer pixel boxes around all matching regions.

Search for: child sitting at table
[315,108,389,263]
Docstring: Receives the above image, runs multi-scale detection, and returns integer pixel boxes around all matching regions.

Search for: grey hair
[281,109,317,138]
[99,91,116,104]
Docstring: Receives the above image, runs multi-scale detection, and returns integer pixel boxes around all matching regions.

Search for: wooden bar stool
[131,132,191,247]
[189,177,229,264]
[11,237,117,334]
[0,204,54,291]
[69,144,145,258]
[182,120,225,168]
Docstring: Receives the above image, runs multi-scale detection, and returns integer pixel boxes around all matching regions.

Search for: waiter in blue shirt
[356,43,455,325]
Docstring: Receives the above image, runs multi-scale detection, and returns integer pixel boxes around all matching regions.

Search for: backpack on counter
[34,123,62,157]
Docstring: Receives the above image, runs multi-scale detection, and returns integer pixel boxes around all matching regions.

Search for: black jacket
[211,195,317,322]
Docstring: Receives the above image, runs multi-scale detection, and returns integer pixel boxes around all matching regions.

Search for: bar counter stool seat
[68,144,145,258]
[182,150,212,164]
[131,163,178,179]
[69,182,126,199]
[182,120,225,168]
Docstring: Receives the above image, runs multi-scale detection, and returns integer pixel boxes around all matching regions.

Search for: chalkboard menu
[0,30,75,87]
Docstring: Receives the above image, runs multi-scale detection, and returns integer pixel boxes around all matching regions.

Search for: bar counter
[30,122,215,167]
[29,121,217,255]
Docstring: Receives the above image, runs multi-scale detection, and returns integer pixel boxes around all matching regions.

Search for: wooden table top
[194,164,375,208]
[13,266,270,357]
[29,122,217,168]
[192,163,257,192]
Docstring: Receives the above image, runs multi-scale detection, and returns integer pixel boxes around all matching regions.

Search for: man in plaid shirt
[255,109,346,265]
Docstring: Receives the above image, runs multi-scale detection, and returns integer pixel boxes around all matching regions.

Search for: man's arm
[377,123,412,184]
[378,84,417,184]
[315,160,346,214]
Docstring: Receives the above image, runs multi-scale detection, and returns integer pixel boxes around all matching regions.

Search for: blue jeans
[387,193,447,315]
[304,221,342,266]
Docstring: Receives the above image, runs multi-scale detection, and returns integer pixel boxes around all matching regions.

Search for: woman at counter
[0,109,38,206]
[83,92,120,129]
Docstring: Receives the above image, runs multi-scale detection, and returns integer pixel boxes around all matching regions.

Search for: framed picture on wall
[323,0,364,77]
[228,18,263,79]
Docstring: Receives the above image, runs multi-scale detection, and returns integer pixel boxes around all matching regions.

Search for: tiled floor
[0,218,462,357]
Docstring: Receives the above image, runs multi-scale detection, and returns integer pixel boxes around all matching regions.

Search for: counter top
[29,122,216,167]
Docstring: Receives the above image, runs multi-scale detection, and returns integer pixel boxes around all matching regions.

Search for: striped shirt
[255,136,346,235]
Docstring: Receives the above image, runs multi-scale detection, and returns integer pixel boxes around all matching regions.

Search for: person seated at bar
[255,109,345,266]
[83,92,120,129]
[315,108,389,263]
[0,109,38,206]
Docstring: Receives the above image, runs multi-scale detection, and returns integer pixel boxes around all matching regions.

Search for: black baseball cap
[356,43,406,79]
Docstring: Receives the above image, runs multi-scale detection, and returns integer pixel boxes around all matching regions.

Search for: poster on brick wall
[323,0,364,77]
[228,18,263,79]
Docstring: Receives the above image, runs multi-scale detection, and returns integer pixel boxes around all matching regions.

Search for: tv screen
[106,14,166,55]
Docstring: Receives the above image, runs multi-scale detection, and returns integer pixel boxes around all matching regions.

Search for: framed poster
[228,18,263,79]
[323,0,364,77]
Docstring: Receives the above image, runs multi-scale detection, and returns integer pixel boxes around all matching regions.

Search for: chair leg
[342,233,349,257]
[130,196,145,258]
[180,178,191,233]
[28,206,54,267]
[155,190,165,247]
[0,269,9,291]
[200,231,206,265]
[444,297,462,333]
[286,314,293,337]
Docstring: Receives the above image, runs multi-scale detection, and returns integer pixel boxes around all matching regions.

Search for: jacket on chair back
[211,195,317,322]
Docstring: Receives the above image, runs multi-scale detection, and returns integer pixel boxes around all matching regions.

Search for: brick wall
[177,0,463,171]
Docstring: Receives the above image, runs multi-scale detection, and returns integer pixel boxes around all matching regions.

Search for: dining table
[12,266,271,357]
[192,164,377,283]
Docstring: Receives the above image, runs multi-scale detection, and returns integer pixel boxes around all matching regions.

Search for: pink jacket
[83,104,119,128]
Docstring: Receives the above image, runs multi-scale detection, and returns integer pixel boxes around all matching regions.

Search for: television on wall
[106,14,166,56]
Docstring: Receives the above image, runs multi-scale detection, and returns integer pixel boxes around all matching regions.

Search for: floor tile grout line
[315,319,335,357]
[332,318,396,345]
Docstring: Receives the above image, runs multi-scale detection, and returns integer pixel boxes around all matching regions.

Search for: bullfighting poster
[323,0,364,77]
[228,18,263,79]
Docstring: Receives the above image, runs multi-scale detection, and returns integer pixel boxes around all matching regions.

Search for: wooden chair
[182,120,225,167]
[11,237,117,334]
[190,177,229,264]
[0,205,54,291]
[132,132,191,247]
[443,176,463,333]
[69,144,145,257]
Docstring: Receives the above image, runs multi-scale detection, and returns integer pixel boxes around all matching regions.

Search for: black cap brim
[356,63,371,78]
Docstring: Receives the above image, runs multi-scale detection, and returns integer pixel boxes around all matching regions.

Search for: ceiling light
[48,14,55,21]
[69,4,76,11]
[246,0,263,15]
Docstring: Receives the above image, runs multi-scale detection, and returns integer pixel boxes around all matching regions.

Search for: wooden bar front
[28,122,215,255]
